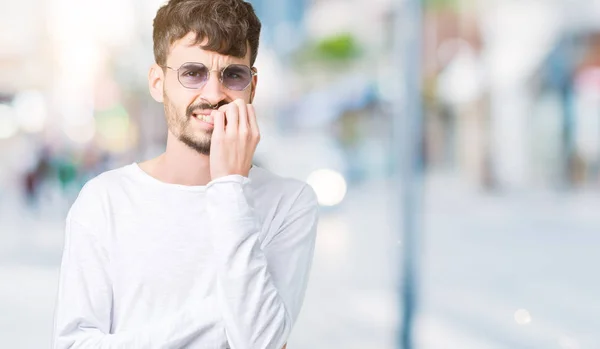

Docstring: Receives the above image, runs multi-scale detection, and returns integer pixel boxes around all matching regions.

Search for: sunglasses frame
[164,62,257,91]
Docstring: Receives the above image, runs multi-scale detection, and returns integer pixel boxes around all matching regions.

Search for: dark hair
[153,0,261,67]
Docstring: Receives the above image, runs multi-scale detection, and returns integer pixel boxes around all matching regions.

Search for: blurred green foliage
[423,0,461,10]
[314,33,361,61]
[292,32,362,71]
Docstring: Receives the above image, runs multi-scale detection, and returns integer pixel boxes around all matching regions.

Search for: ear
[149,64,165,103]
[249,67,258,103]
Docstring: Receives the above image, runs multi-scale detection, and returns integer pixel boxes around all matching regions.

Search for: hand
[209,99,260,180]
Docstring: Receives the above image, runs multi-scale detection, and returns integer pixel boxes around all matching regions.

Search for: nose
[200,70,226,107]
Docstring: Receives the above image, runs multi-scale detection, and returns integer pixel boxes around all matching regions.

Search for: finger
[234,99,249,138]
[211,110,225,138]
[247,104,260,141]
[224,102,239,136]
[218,104,229,127]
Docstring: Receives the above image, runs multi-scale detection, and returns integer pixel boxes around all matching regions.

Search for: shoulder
[249,165,318,208]
[250,166,317,203]
[249,167,319,247]
[67,164,136,223]
[76,164,135,199]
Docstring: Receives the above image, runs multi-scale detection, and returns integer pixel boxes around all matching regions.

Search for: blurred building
[2,0,600,348]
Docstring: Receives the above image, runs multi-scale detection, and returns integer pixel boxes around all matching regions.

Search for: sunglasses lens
[222,65,252,91]
[178,63,208,88]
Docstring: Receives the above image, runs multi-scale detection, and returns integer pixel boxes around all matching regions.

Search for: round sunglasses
[165,62,257,91]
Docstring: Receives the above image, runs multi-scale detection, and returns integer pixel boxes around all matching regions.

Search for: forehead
[168,32,250,66]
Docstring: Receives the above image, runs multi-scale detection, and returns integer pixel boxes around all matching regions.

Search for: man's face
[149,32,257,155]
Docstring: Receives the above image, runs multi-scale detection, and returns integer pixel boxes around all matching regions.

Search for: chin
[179,134,211,155]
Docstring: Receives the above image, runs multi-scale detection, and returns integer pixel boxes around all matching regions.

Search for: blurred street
[2,173,599,348]
[3,0,600,347]
[418,176,600,349]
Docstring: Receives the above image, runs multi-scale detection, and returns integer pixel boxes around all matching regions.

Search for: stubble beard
[164,93,213,155]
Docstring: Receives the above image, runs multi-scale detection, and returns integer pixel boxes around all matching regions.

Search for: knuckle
[235,99,247,110]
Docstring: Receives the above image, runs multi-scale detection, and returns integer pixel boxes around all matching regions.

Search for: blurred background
[1,0,600,348]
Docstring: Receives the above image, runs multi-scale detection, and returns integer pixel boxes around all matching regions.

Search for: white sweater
[52,163,319,349]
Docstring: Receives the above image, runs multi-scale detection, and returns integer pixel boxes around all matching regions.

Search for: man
[52,0,318,348]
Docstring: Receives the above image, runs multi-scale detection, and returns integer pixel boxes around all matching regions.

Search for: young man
[52,1,318,348]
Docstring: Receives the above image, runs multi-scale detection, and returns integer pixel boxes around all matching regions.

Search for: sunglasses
[165,62,257,91]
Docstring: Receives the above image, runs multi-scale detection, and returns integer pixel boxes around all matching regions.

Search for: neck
[153,132,212,186]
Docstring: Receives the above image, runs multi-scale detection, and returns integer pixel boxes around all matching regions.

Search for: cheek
[227,90,252,104]
[167,90,198,115]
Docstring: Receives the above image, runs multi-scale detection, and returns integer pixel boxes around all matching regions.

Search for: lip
[192,109,213,116]
[190,109,213,127]
[191,108,212,120]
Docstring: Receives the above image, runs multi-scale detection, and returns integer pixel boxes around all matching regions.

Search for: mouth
[191,110,214,125]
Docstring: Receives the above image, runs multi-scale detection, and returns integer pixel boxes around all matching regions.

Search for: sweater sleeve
[206,175,319,349]
[52,192,222,349]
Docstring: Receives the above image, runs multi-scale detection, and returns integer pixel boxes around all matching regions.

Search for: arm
[53,203,221,348]
[206,177,318,349]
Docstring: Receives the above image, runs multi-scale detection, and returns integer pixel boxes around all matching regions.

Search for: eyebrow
[170,62,251,70]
